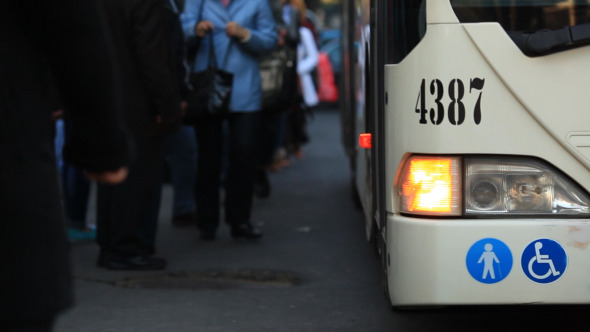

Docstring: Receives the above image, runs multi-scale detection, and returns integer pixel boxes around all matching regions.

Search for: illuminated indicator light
[359,133,372,149]
[402,158,455,213]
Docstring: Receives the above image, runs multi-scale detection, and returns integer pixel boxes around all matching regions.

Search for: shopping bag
[317,52,338,104]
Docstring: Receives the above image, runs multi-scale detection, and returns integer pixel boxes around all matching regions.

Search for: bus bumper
[386,214,590,305]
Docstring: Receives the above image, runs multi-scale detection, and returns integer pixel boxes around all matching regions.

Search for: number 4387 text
[415,78,485,125]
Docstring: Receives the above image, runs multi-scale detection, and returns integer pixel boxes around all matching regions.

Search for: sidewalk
[53,108,390,332]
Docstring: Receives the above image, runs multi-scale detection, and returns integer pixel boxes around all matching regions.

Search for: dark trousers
[5,319,54,332]
[259,108,285,167]
[61,164,91,229]
[194,111,262,233]
[96,135,164,256]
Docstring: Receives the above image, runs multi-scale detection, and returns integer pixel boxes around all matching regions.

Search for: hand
[278,29,287,47]
[195,20,214,38]
[180,101,188,117]
[51,109,64,121]
[226,21,249,40]
[85,167,128,185]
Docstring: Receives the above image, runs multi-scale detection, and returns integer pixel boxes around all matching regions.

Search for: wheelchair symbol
[527,242,560,279]
[521,239,567,283]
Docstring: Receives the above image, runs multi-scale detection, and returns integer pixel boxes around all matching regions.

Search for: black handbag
[259,45,298,111]
[184,35,233,124]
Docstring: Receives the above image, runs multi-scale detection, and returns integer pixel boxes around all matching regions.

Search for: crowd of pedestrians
[2,0,320,330]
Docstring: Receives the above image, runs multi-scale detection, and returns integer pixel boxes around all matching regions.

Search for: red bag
[317,52,339,103]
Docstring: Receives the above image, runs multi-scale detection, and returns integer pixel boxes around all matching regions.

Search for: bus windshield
[450,0,590,55]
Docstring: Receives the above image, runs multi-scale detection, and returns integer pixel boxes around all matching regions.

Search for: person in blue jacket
[181,0,277,240]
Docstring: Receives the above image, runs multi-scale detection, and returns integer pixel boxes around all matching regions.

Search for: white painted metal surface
[382,0,590,305]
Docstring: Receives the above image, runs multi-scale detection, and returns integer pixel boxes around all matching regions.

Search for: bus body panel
[462,23,590,173]
[387,214,590,305]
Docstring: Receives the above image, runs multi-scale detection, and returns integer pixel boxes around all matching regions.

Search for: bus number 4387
[415,78,485,125]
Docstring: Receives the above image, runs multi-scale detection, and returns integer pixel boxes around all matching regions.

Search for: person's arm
[297,27,319,75]
[32,0,131,179]
[163,3,190,101]
[131,0,181,129]
[180,0,203,39]
[86,168,129,185]
[232,0,277,56]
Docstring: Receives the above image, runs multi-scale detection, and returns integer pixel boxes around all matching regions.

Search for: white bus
[340,0,590,306]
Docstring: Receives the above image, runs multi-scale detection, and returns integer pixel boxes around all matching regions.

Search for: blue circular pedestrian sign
[521,239,567,284]
[466,238,513,284]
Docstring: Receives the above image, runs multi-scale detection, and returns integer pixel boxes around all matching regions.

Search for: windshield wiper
[509,22,590,56]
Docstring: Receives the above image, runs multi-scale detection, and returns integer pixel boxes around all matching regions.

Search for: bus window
[390,0,426,64]
[450,0,590,55]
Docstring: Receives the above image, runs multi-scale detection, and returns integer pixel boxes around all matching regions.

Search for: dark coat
[0,0,131,321]
[103,0,182,136]
[163,0,190,100]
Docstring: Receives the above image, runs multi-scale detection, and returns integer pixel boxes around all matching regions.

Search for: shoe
[68,227,96,243]
[97,253,167,270]
[172,212,196,228]
[199,230,216,240]
[279,158,291,168]
[268,148,288,172]
[254,169,271,198]
[293,147,304,160]
[231,223,262,239]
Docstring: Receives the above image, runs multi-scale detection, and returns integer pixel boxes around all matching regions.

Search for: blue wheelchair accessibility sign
[466,238,513,284]
[521,239,567,284]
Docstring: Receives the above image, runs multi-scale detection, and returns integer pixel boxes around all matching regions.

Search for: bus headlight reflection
[465,157,590,216]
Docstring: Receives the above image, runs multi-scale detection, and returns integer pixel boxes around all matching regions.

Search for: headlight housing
[398,155,590,217]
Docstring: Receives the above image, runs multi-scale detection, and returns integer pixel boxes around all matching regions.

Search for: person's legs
[136,137,165,255]
[96,135,166,269]
[259,109,278,168]
[62,164,94,242]
[62,164,91,229]
[225,111,262,238]
[56,119,95,242]
[254,109,285,198]
[164,125,197,224]
[54,119,65,173]
[194,115,224,238]
[5,319,54,332]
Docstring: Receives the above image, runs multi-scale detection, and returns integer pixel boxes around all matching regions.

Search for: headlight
[398,155,590,217]
[465,157,590,216]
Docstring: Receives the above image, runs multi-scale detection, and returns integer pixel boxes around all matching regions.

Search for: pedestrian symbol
[466,238,512,284]
[521,239,567,284]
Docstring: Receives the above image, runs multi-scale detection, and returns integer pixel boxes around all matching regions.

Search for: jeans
[164,125,197,215]
[61,165,91,229]
[55,120,91,230]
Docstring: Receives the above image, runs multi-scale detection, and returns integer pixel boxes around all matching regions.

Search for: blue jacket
[181,0,277,112]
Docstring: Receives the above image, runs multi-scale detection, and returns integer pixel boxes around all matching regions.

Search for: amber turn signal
[398,156,461,216]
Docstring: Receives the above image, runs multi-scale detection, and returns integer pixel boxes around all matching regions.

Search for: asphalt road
[54,108,590,332]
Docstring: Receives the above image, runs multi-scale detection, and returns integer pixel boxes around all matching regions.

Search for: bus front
[384,0,590,306]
